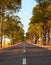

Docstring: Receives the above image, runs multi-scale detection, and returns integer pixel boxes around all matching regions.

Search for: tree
[26,20,42,44]
[35,0,51,45]
[27,0,51,45]
[0,0,21,47]
[3,16,24,44]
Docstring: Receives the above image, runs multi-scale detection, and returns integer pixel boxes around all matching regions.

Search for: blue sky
[18,0,36,33]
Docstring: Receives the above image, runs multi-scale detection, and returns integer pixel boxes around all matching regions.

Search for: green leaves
[27,0,51,44]
[3,16,24,43]
[0,0,21,17]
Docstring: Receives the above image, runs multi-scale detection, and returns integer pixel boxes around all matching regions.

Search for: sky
[18,0,36,33]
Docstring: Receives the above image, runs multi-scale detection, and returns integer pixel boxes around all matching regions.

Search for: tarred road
[0,42,51,65]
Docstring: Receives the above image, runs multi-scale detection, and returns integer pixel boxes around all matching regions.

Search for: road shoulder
[27,41,51,50]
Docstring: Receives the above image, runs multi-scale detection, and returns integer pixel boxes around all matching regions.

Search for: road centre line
[22,58,27,65]
[23,49,26,52]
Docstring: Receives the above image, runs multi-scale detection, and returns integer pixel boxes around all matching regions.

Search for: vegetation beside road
[26,0,51,46]
[27,40,51,50]
[0,0,25,48]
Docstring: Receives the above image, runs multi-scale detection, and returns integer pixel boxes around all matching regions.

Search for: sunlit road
[0,42,51,65]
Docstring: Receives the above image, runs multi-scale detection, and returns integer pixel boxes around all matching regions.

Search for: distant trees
[26,0,51,45]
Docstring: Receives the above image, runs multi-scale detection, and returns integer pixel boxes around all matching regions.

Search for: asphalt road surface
[0,42,51,65]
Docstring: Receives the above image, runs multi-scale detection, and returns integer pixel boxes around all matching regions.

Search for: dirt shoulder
[0,42,21,50]
[27,41,51,50]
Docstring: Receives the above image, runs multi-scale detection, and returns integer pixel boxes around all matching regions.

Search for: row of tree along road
[0,0,51,48]
[0,0,24,48]
[26,0,51,45]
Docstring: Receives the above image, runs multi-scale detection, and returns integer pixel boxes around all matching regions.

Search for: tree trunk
[34,36,38,44]
[42,26,46,45]
[47,26,50,45]
[43,31,46,45]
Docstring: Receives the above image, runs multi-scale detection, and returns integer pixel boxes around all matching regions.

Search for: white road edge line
[22,58,27,65]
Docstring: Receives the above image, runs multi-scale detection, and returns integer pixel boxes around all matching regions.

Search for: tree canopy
[26,0,51,45]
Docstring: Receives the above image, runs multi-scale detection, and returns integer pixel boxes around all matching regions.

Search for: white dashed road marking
[22,58,26,65]
[23,49,26,52]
